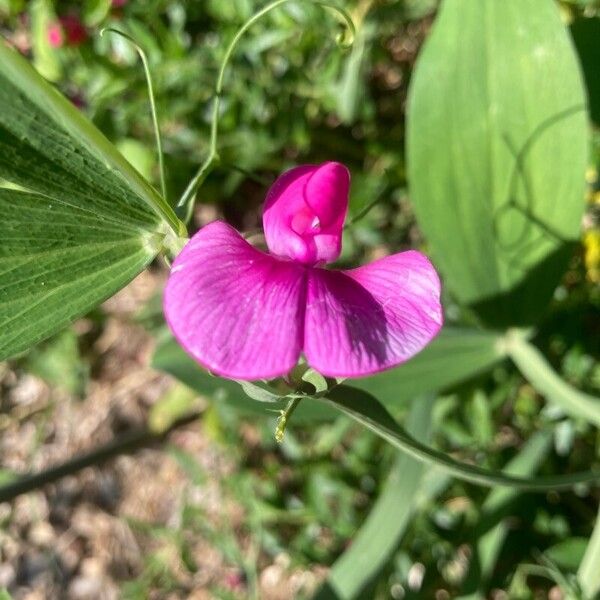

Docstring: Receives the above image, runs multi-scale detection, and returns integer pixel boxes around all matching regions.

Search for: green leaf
[30,0,61,81]
[238,380,284,403]
[24,328,87,395]
[407,0,588,326]
[148,383,200,433]
[351,328,506,408]
[322,385,600,490]
[83,0,112,26]
[117,138,155,182]
[0,41,181,234]
[0,190,161,360]
[316,397,447,600]
[301,368,329,394]
[506,332,600,427]
[545,538,588,572]
[0,41,183,359]
[578,506,600,599]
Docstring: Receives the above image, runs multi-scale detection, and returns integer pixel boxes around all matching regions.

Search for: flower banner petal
[164,221,307,380]
[263,162,349,265]
[304,251,443,377]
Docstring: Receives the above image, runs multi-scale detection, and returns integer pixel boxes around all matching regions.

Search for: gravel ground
[0,271,324,599]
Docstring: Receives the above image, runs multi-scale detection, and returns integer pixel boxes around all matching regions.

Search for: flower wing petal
[304,251,443,377]
[164,221,306,380]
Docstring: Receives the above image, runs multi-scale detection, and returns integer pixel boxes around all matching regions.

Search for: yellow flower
[583,229,600,283]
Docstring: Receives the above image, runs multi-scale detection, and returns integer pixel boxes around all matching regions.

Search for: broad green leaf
[0,190,162,360]
[152,333,336,422]
[323,385,600,490]
[506,332,600,427]
[351,328,506,408]
[316,397,448,600]
[153,328,504,420]
[83,0,112,26]
[0,41,180,233]
[0,41,183,359]
[407,0,588,325]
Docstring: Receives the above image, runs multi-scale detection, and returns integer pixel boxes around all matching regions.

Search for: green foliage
[322,385,599,490]
[0,41,181,360]
[507,331,600,427]
[352,327,507,408]
[0,0,598,597]
[23,328,87,395]
[0,188,158,360]
[152,332,336,422]
[578,506,600,599]
[316,397,441,600]
[30,0,60,80]
[407,0,588,326]
[570,15,600,127]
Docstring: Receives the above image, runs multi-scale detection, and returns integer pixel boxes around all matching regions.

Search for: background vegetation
[0,0,599,598]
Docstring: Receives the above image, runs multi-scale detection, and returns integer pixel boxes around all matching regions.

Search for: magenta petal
[304,251,443,377]
[263,162,350,265]
[304,162,349,229]
[163,221,307,380]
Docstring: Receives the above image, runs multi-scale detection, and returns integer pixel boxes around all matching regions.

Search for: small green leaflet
[0,40,182,360]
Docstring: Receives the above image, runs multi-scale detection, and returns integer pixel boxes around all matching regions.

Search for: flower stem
[275,397,302,443]
[0,412,201,503]
[176,0,355,224]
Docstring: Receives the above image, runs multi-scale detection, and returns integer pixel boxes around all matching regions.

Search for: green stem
[102,28,168,202]
[345,195,384,228]
[506,330,600,428]
[324,386,600,491]
[176,0,355,224]
[0,412,201,503]
[275,397,302,443]
[225,163,272,187]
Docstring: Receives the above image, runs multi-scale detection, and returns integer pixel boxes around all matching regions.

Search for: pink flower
[112,0,128,7]
[47,23,63,48]
[164,162,443,380]
[48,15,87,48]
